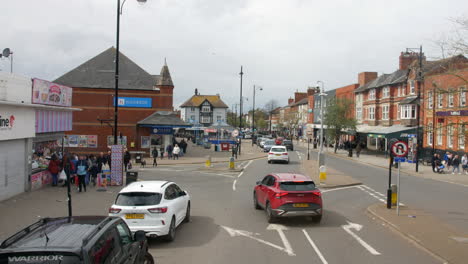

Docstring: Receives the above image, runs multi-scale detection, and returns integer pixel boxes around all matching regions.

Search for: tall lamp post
[317,81,326,167]
[114,0,147,145]
[239,66,244,155]
[252,85,263,145]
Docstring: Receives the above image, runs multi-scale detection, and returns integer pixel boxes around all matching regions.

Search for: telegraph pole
[415,46,423,172]
[239,66,244,155]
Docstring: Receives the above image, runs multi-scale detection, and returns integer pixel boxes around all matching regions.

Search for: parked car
[263,140,276,152]
[244,133,252,139]
[282,139,294,151]
[268,146,289,164]
[109,180,191,242]
[259,138,268,148]
[0,216,154,264]
[275,137,284,145]
[253,173,322,223]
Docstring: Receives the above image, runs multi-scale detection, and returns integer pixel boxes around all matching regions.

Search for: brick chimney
[358,72,378,86]
[307,87,316,96]
[288,98,294,105]
[294,92,307,103]
[399,52,420,70]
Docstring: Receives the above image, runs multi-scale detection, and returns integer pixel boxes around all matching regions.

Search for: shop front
[357,125,417,158]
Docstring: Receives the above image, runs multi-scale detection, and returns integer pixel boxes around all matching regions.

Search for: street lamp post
[317,81,326,168]
[239,66,244,155]
[114,0,147,145]
[252,85,263,145]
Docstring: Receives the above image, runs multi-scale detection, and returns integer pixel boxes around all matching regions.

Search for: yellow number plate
[125,213,144,219]
[275,154,281,156]
[293,203,309,208]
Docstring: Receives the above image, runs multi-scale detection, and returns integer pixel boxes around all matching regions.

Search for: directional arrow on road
[221,225,296,256]
[267,224,295,256]
[341,221,381,255]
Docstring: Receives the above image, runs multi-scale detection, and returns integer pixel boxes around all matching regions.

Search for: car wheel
[312,215,322,223]
[268,160,271,164]
[183,202,191,223]
[144,252,155,264]
[253,192,261,210]
[286,160,289,164]
[164,217,176,242]
[266,202,276,223]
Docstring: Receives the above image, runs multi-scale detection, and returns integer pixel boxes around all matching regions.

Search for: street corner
[367,203,468,264]
[301,161,362,189]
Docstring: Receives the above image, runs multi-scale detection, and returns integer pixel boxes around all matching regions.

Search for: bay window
[400,104,417,119]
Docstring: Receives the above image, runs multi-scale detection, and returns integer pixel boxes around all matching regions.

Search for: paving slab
[368,203,468,264]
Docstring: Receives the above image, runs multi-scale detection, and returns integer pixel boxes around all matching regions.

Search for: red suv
[253,173,322,223]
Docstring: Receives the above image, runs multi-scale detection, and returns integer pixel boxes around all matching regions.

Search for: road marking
[232,179,237,191]
[321,185,362,193]
[221,225,296,256]
[233,160,253,191]
[237,171,245,178]
[267,224,295,256]
[359,185,404,206]
[302,229,328,264]
[244,160,253,170]
[341,221,381,255]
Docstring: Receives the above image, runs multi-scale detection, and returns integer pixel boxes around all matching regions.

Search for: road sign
[394,157,406,163]
[232,129,239,137]
[391,141,408,157]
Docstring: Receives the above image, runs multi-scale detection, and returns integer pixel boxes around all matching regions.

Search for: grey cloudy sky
[0,0,466,110]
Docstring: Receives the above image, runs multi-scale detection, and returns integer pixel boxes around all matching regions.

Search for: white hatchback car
[109,181,190,242]
[267,146,289,164]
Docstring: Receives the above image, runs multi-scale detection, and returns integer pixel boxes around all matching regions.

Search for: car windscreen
[265,140,275,145]
[115,192,162,206]
[283,140,292,144]
[280,181,316,191]
[271,147,286,152]
[0,254,81,264]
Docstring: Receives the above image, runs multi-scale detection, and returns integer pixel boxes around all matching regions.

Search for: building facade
[180,89,228,127]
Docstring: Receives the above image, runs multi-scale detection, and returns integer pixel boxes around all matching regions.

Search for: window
[217,115,222,122]
[459,125,465,150]
[427,123,433,146]
[89,229,121,264]
[368,89,376,100]
[410,80,415,94]
[201,116,211,123]
[190,107,195,112]
[397,105,400,120]
[382,105,389,120]
[368,106,375,120]
[400,105,417,119]
[202,106,211,112]
[438,94,443,108]
[460,87,467,107]
[437,123,443,146]
[448,93,454,107]
[115,192,162,206]
[164,185,177,200]
[448,125,454,148]
[116,223,132,245]
[262,176,275,186]
[399,86,406,96]
[356,107,362,121]
[427,92,433,109]
[190,115,195,121]
[383,87,390,98]
[280,181,316,191]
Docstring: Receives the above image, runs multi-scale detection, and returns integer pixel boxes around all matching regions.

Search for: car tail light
[269,152,274,155]
[109,207,121,214]
[312,191,322,197]
[148,207,168,213]
[283,153,288,155]
[275,192,288,198]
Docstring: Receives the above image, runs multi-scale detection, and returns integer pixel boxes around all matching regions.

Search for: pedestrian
[159,146,164,160]
[76,155,89,192]
[431,153,438,173]
[462,154,468,174]
[48,154,61,187]
[96,152,106,173]
[61,154,74,187]
[232,144,238,159]
[452,155,461,174]
[124,150,131,172]
[356,142,362,158]
[166,144,173,159]
[180,139,187,156]
[173,144,180,160]
[106,151,112,170]
[152,148,158,167]
[89,155,99,186]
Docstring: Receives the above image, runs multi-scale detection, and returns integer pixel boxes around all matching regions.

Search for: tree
[433,16,468,58]
[323,98,357,153]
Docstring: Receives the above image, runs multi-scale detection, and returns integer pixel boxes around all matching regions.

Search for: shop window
[383,87,390,98]
[382,105,389,120]
[438,94,443,108]
[427,92,433,109]
[447,125,454,148]
[448,93,454,107]
[459,125,465,150]
[459,87,466,107]
[437,123,443,146]
[410,80,415,94]
[427,123,433,146]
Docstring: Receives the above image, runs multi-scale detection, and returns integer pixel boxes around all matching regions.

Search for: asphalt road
[139,150,440,264]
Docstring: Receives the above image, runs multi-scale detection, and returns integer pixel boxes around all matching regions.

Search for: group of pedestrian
[431,152,468,174]
[150,138,188,166]
[48,151,111,192]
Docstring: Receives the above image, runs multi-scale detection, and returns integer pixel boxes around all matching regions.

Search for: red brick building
[54,47,188,154]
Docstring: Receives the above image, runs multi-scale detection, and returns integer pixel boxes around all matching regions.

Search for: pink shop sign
[31,170,52,190]
[32,78,72,107]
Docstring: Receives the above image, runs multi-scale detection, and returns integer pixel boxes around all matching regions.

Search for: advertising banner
[141,136,150,148]
[67,135,78,147]
[111,145,124,186]
[114,97,152,108]
[107,136,127,146]
[150,127,173,135]
[32,78,72,107]
[78,135,88,147]
[0,105,35,141]
[87,135,98,148]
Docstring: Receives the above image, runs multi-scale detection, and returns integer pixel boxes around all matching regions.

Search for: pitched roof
[54,47,156,90]
[157,61,174,86]
[180,95,229,108]
[291,97,308,106]
[355,69,408,93]
[138,111,191,127]
[415,55,468,75]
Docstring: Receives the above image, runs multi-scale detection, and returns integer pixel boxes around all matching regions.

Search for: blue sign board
[394,157,406,163]
[114,97,152,108]
[150,127,173,135]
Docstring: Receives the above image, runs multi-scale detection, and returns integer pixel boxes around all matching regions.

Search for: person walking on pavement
[356,142,362,158]
[152,148,158,167]
[431,153,438,173]
[462,154,468,174]
[166,144,173,159]
[89,155,99,186]
[452,155,461,174]
[180,139,187,156]
[61,154,74,187]
[76,155,89,192]
[96,152,106,173]
[48,154,61,187]
[124,150,131,172]
[106,151,112,170]
[173,144,180,160]
[160,146,165,160]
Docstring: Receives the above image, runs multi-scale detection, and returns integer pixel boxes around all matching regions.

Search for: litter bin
[135,154,142,164]
[126,171,138,185]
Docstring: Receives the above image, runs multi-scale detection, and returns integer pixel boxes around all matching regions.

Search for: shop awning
[356,125,417,139]
[137,111,192,128]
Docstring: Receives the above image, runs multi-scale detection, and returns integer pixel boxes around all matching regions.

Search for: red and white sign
[0,105,35,141]
[391,141,408,157]
[32,78,73,107]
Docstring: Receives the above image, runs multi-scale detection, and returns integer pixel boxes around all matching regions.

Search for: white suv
[109,181,191,242]
[267,146,289,164]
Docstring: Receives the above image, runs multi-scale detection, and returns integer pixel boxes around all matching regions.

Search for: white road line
[341,222,381,255]
[244,160,253,170]
[237,171,245,178]
[232,179,237,191]
[302,229,328,264]
[267,224,295,256]
[321,185,362,193]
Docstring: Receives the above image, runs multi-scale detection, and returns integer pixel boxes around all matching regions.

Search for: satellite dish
[2,48,11,58]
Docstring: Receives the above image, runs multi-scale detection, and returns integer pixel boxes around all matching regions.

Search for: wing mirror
[134,230,146,242]
[180,191,187,196]
[256,181,261,185]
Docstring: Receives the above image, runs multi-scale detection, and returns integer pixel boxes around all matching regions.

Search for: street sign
[394,157,406,163]
[232,129,239,137]
[391,141,408,157]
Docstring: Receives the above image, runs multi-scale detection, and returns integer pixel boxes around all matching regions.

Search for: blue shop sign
[114,97,152,108]
[151,127,174,135]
